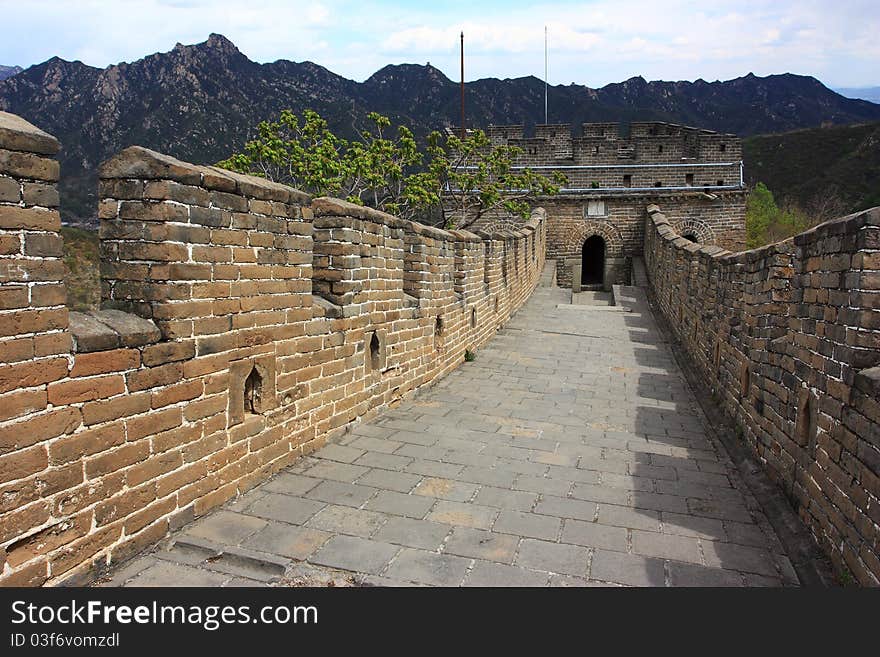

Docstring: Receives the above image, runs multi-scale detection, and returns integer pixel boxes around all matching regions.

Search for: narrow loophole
[244,366,262,415]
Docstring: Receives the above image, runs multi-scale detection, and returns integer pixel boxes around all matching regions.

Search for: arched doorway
[581,235,605,286]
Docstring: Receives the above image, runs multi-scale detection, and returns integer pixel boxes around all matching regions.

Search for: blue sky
[1,0,877,87]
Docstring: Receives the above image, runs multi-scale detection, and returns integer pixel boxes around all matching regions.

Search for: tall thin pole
[460,31,465,139]
[544,26,548,124]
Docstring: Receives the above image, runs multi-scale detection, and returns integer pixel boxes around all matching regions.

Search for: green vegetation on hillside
[60,226,99,310]
[745,183,823,248]
[743,121,880,215]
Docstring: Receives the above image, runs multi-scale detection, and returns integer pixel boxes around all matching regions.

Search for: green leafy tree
[217,109,421,211]
[405,129,566,229]
[219,110,565,227]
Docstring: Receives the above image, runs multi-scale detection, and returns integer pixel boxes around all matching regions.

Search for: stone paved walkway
[107,273,799,587]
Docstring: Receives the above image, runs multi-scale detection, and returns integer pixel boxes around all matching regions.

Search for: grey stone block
[373,517,451,551]
[350,436,404,454]
[444,527,520,564]
[305,480,377,507]
[185,511,267,545]
[458,466,518,488]
[384,548,471,586]
[405,460,465,479]
[595,504,661,531]
[570,482,631,505]
[357,468,422,493]
[534,496,598,522]
[473,486,539,511]
[631,529,702,564]
[494,510,561,541]
[305,505,388,538]
[426,501,498,529]
[302,461,369,483]
[353,451,413,471]
[310,535,399,575]
[263,473,322,497]
[243,522,332,559]
[702,541,777,576]
[464,561,549,587]
[513,475,572,497]
[590,549,666,586]
[667,562,744,587]
[314,443,366,463]
[244,494,326,526]
[515,539,590,577]
[126,562,230,587]
[561,519,628,552]
[365,490,436,519]
[413,477,478,502]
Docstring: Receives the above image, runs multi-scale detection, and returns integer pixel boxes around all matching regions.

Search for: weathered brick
[0,557,48,586]
[48,421,126,466]
[126,407,182,442]
[0,407,80,454]
[0,444,48,484]
[23,232,63,256]
[141,340,195,366]
[48,374,125,405]
[0,149,59,181]
[71,348,141,377]
[5,514,90,568]
[85,441,151,480]
[118,200,189,222]
[81,391,150,426]
[0,307,67,337]
[126,361,183,391]
[0,357,68,394]
[0,387,47,423]
[151,379,202,408]
[0,205,60,230]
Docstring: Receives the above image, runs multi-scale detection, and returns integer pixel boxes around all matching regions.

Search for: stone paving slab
[113,276,798,587]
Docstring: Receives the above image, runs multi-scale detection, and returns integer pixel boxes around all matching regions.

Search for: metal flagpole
[544,26,548,124]
[460,32,465,140]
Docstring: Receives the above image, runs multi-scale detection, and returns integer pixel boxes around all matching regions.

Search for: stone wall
[644,203,880,585]
[0,112,545,586]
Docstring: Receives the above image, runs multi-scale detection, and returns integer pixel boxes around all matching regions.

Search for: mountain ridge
[0,65,22,81]
[2,33,879,223]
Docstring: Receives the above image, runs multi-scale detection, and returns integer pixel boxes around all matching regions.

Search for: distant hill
[0,65,22,81]
[835,87,880,104]
[2,34,880,224]
[743,122,880,213]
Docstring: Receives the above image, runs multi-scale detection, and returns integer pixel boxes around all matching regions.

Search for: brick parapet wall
[0,114,546,586]
[644,203,880,584]
[483,122,741,166]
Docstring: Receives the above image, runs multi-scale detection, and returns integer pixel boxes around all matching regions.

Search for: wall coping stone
[70,309,161,353]
[311,196,408,230]
[100,146,311,204]
[0,111,60,155]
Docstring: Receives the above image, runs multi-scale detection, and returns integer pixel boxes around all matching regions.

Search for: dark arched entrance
[581,235,605,286]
